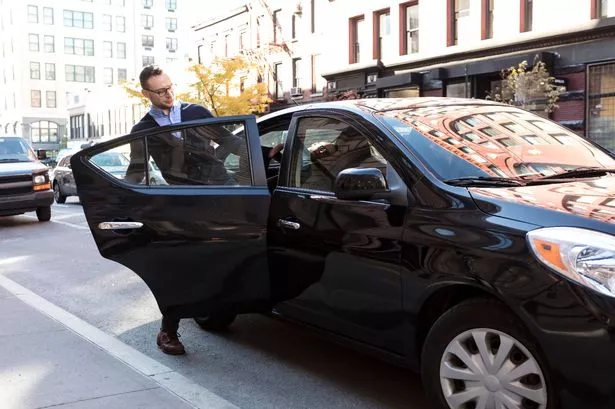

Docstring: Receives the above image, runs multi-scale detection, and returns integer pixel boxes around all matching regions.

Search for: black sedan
[71,98,615,409]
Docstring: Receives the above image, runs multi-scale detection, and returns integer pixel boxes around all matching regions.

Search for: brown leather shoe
[156,330,185,355]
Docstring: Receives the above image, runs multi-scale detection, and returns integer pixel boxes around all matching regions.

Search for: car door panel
[269,111,407,354]
[72,116,273,318]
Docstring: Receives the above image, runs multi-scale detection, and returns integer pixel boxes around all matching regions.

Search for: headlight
[33,174,46,184]
[527,227,615,297]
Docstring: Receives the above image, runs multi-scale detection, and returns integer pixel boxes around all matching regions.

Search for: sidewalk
[0,279,237,409]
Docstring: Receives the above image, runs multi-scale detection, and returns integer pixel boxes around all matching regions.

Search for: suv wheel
[36,206,51,222]
[53,182,66,204]
[194,313,237,332]
[421,300,553,409]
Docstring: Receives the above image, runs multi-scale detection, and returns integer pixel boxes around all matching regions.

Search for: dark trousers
[161,314,180,333]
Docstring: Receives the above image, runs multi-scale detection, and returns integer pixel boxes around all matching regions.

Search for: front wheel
[194,313,237,332]
[421,300,554,409]
[36,206,51,222]
[53,182,66,204]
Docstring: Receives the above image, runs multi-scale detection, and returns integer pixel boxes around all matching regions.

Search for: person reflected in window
[125,65,282,355]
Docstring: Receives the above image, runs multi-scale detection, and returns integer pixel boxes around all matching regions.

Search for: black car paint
[72,100,615,409]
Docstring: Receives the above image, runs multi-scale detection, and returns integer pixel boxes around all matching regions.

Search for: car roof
[256,97,505,122]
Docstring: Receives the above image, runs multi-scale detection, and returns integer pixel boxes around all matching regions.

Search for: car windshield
[0,137,38,163]
[375,105,615,181]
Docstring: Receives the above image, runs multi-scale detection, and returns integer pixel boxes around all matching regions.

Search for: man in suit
[127,65,282,355]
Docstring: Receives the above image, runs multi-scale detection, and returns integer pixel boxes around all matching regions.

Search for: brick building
[321,0,615,153]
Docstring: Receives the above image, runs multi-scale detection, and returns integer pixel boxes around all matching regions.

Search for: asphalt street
[0,199,429,409]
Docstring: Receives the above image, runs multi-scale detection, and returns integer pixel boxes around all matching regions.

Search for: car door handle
[98,221,143,230]
[277,219,300,230]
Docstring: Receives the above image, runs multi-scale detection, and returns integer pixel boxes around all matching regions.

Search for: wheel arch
[414,282,513,363]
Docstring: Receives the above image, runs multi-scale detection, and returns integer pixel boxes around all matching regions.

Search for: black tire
[53,182,66,204]
[421,299,555,409]
[194,313,237,332]
[36,206,51,222]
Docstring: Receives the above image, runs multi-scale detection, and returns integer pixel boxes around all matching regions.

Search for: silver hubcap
[440,328,547,409]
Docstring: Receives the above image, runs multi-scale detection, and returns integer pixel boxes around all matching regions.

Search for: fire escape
[242,0,297,101]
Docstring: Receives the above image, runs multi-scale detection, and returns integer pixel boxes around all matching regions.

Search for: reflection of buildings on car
[472,178,615,224]
[382,100,615,178]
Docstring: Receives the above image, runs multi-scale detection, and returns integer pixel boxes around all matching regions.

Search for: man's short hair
[139,65,164,89]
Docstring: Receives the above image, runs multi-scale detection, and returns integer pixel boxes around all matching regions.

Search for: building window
[43,7,53,25]
[593,0,605,18]
[45,63,55,80]
[311,54,325,93]
[449,0,470,46]
[117,42,126,58]
[118,68,127,82]
[142,14,154,28]
[166,0,177,11]
[29,34,39,51]
[31,121,59,143]
[401,2,419,55]
[64,38,95,56]
[273,9,282,44]
[44,35,54,52]
[521,0,533,32]
[142,35,154,47]
[374,9,391,60]
[166,17,177,31]
[291,14,297,39]
[482,0,494,39]
[31,90,41,107]
[311,0,315,33]
[274,62,283,99]
[349,15,365,64]
[143,0,153,8]
[104,67,113,84]
[63,10,94,29]
[28,5,38,23]
[239,30,246,50]
[224,34,230,56]
[65,65,95,83]
[142,55,155,66]
[46,91,56,108]
[166,37,178,52]
[292,58,301,88]
[103,14,112,31]
[30,62,40,79]
[104,41,113,57]
[116,16,125,32]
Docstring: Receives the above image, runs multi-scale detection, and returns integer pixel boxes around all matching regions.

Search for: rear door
[71,116,273,319]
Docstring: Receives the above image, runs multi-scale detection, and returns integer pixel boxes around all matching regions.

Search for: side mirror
[334,167,388,200]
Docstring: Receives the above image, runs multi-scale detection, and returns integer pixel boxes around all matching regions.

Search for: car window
[288,116,388,192]
[376,106,615,181]
[224,113,292,170]
[89,121,253,187]
[0,137,37,163]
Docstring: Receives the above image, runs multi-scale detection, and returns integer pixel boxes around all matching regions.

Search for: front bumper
[0,190,54,216]
[522,279,615,409]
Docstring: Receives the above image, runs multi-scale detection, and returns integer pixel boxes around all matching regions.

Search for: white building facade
[190,0,332,110]
[0,0,194,158]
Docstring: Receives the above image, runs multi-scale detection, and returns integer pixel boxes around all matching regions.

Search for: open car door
[71,115,273,319]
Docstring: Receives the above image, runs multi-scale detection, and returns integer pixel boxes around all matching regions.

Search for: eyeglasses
[145,85,174,96]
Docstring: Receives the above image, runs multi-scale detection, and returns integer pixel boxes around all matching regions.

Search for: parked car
[0,135,53,221]
[71,98,615,409]
[53,150,166,203]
